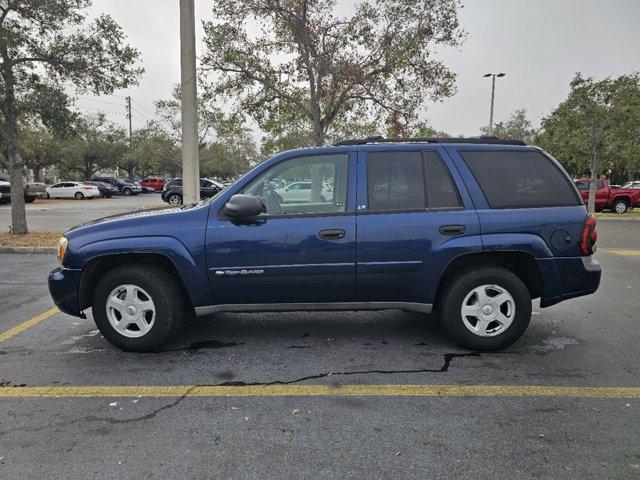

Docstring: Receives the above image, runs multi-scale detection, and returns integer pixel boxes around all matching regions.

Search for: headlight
[57,236,68,263]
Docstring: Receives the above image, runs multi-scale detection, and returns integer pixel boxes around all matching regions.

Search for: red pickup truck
[140,177,166,192]
[575,178,640,213]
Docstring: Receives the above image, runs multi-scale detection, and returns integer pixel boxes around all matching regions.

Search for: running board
[194,302,432,316]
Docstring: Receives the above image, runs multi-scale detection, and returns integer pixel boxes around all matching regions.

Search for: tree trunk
[84,158,93,180]
[0,65,28,234]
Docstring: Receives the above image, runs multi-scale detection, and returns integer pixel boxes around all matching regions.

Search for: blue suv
[49,137,601,352]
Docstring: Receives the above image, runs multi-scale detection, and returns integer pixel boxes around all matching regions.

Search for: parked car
[140,177,166,192]
[84,181,119,198]
[49,137,601,352]
[92,176,142,196]
[274,181,334,203]
[0,176,46,203]
[46,182,100,199]
[161,178,224,205]
[0,181,9,204]
[621,180,640,190]
[574,178,640,212]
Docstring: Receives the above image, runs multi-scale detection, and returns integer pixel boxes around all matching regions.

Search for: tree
[538,73,630,213]
[608,73,640,182]
[56,114,128,180]
[0,0,142,234]
[202,0,464,147]
[481,108,537,144]
[155,86,258,178]
[122,126,181,178]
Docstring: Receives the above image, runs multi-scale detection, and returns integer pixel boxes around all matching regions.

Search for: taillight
[580,214,597,255]
[83,186,93,191]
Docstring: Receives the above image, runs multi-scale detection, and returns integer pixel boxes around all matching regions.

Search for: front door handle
[319,229,346,240]
[439,225,466,235]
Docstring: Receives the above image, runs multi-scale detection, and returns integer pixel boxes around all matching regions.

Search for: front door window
[244,154,349,216]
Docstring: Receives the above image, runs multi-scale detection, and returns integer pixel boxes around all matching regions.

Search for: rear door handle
[439,225,466,235]
[319,229,346,240]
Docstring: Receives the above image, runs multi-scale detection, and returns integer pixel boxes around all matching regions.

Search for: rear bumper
[48,267,84,318]
[537,256,601,308]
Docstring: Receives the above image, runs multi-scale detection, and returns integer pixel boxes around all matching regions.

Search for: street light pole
[483,73,506,136]
[180,0,200,204]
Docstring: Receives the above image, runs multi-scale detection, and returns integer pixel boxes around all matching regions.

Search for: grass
[0,231,62,247]
[595,210,640,218]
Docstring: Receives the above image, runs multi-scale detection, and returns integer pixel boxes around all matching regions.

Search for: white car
[274,181,333,203]
[46,182,101,200]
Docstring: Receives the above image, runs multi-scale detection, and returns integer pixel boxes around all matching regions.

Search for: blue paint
[48,142,600,317]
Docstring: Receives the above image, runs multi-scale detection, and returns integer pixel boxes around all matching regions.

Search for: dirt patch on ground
[0,231,62,247]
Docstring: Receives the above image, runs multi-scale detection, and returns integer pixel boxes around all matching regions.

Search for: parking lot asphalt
[0,194,164,232]
[0,219,639,479]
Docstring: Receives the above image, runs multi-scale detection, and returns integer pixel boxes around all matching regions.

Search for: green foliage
[0,0,142,233]
[536,73,640,212]
[482,108,537,144]
[54,114,128,180]
[155,86,258,179]
[202,0,464,146]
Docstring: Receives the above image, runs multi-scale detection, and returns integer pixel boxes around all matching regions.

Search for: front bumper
[537,256,601,308]
[48,267,84,317]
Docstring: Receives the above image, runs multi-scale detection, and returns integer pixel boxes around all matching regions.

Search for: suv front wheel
[92,264,184,351]
[439,266,531,351]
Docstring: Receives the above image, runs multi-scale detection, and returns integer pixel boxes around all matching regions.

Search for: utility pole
[126,96,133,148]
[483,73,506,135]
[179,0,200,204]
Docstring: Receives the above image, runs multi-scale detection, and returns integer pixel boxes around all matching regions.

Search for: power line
[131,98,156,117]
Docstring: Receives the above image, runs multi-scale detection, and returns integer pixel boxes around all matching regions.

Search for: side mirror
[224,194,265,218]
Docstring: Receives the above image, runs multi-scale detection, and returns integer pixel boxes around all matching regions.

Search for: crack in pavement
[0,352,479,430]
[216,352,479,387]
[82,385,198,425]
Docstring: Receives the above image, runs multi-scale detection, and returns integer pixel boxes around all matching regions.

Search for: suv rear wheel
[439,266,531,351]
[91,264,184,351]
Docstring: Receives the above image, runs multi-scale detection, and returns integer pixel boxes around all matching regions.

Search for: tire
[438,266,532,351]
[123,187,132,196]
[105,194,112,199]
[24,196,35,203]
[612,199,629,214]
[91,264,185,352]
[167,193,183,206]
[45,192,50,199]
[74,191,84,200]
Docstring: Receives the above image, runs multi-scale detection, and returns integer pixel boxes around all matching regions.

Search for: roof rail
[332,135,526,146]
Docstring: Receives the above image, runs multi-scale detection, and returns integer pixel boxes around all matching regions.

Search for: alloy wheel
[460,284,515,337]
[105,284,156,338]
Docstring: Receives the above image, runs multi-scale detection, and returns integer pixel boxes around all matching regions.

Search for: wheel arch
[78,253,194,314]
[433,251,544,309]
[612,195,631,205]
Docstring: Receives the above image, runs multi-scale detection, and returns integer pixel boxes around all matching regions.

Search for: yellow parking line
[0,307,59,343]
[0,384,638,398]
[601,248,640,257]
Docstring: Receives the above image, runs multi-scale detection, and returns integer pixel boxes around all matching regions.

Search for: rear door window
[366,151,425,211]
[460,150,581,209]
[424,151,462,209]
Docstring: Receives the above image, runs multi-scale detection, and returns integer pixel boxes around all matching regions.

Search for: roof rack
[332,135,526,146]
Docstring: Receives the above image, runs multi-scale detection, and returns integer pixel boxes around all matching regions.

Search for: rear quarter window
[460,150,581,209]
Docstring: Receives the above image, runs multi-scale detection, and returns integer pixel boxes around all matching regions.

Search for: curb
[0,246,56,254]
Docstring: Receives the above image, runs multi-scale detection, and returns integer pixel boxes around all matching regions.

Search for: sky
[80,0,640,138]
